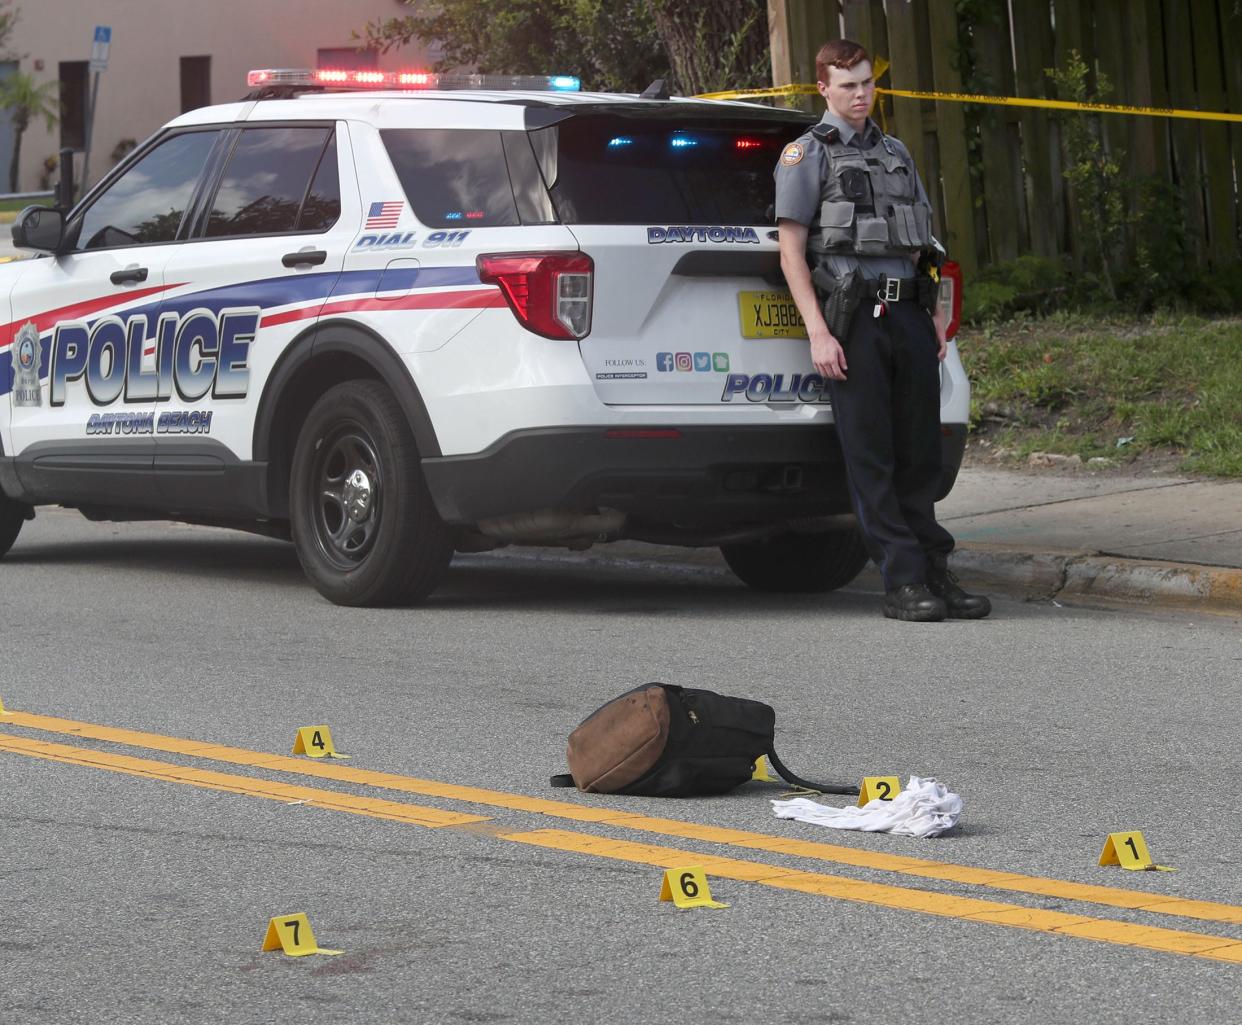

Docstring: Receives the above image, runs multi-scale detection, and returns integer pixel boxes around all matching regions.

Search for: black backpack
[550,683,858,798]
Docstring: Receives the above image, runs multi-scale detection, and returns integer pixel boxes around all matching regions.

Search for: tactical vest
[806,122,934,260]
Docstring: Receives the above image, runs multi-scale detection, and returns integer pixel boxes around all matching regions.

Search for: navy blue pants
[826,299,955,588]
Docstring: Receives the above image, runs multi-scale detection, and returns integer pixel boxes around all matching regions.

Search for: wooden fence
[768,0,1242,276]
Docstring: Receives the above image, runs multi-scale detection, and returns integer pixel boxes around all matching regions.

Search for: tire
[0,494,27,558]
[721,527,870,594]
[290,379,453,607]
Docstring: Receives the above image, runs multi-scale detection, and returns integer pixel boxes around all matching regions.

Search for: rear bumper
[422,423,967,526]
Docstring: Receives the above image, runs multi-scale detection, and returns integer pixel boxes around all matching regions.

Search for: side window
[381,128,522,228]
[206,127,336,238]
[297,133,340,232]
[75,131,220,250]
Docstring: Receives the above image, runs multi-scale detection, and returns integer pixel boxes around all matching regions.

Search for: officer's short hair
[815,39,870,84]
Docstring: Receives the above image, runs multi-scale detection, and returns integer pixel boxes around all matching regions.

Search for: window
[58,61,88,150]
[298,133,341,232]
[76,131,220,250]
[205,127,337,237]
[180,56,211,113]
[381,129,522,228]
[542,115,805,224]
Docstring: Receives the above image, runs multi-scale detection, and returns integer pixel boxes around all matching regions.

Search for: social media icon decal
[693,352,711,372]
[656,352,674,372]
[712,352,730,372]
[675,352,693,372]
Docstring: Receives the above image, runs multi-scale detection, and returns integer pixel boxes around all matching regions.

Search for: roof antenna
[640,79,670,100]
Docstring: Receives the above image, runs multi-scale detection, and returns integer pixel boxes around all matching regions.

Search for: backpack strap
[766,747,860,796]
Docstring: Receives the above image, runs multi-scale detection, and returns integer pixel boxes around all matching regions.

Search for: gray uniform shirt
[774,110,935,281]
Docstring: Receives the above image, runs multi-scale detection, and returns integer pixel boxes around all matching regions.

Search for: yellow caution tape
[879,86,1242,124]
[698,83,1242,124]
[696,83,819,101]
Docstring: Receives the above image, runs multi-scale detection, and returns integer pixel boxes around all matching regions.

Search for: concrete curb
[949,543,1242,615]
[494,540,1242,616]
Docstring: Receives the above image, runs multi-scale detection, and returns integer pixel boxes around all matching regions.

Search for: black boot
[883,583,947,622]
[927,560,992,619]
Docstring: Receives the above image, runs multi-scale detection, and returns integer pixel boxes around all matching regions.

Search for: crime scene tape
[698,83,1242,124]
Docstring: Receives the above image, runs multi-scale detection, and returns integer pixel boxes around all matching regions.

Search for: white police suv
[0,68,969,606]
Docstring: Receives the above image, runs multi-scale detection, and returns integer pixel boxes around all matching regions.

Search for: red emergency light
[246,68,581,92]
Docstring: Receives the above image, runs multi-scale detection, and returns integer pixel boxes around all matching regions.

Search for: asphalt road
[2,509,1240,1024]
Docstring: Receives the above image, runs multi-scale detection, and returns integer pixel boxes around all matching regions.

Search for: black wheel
[721,527,870,593]
[0,493,28,558]
[290,379,453,606]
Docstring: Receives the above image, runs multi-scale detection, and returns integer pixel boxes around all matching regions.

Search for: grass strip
[959,313,1242,477]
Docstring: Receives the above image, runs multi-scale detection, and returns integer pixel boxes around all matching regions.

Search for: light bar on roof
[246,68,581,92]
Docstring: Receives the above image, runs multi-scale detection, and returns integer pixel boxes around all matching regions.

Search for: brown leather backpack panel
[567,684,670,792]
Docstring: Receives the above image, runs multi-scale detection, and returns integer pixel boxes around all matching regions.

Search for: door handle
[282,249,328,267]
[110,266,149,285]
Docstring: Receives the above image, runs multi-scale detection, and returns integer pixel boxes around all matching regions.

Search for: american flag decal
[365,201,403,229]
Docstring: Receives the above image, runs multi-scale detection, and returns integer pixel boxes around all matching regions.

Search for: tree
[0,71,58,192]
[0,1,18,56]
[357,0,667,93]
[1046,51,1125,301]
[646,1,769,94]
[357,0,770,95]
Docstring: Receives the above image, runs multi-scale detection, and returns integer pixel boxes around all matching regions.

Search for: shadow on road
[6,534,893,617]
[6,534,305,584]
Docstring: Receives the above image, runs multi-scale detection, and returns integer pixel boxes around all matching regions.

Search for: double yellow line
[2,709,1241,964]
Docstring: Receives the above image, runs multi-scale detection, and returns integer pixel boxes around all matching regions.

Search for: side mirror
[11,206,65,252]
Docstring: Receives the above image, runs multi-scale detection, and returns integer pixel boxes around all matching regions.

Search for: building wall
[3,0,430,194]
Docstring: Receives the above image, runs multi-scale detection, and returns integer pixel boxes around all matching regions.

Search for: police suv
[0,69,968,606]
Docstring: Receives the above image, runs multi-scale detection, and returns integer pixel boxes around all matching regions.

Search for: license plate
[738,290,808,339]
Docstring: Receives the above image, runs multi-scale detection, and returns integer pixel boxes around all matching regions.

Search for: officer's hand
[933,308,948,362]
[810,329,847,381]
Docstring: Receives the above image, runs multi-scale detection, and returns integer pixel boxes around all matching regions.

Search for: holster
[811,264,867,339]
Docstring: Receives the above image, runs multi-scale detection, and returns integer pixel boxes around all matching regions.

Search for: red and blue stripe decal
[0,266,504,397]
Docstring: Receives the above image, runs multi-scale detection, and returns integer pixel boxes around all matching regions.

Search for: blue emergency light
[247,69,582,92]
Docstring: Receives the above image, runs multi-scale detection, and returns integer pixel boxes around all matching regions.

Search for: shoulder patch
[780,142,805,166]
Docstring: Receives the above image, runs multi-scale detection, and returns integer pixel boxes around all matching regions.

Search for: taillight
[476,251,594,340]
[937,260,962,340]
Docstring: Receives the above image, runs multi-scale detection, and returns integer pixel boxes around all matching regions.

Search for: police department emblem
[12,321,42,407]
[781,142,805,166]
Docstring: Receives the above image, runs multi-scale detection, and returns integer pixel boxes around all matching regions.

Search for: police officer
[775,38,990,622]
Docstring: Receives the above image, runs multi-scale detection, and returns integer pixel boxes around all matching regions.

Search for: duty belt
[867,276,920,302]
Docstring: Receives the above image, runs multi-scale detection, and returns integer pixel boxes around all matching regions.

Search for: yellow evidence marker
[261,913,343,957]
[857,776,902,806]
[751,754,777,782]
[659,867,729,909]
[1099,831,1174,872]
[291,725,349,759]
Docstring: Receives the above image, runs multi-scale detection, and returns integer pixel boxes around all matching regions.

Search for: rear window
[383,115,806,230]
[541,115,806,225]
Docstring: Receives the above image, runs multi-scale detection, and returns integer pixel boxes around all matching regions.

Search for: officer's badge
[780,142,805,166]
[12,321,42,407]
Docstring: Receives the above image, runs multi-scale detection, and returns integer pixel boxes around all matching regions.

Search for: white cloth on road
[771,776,961,839]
